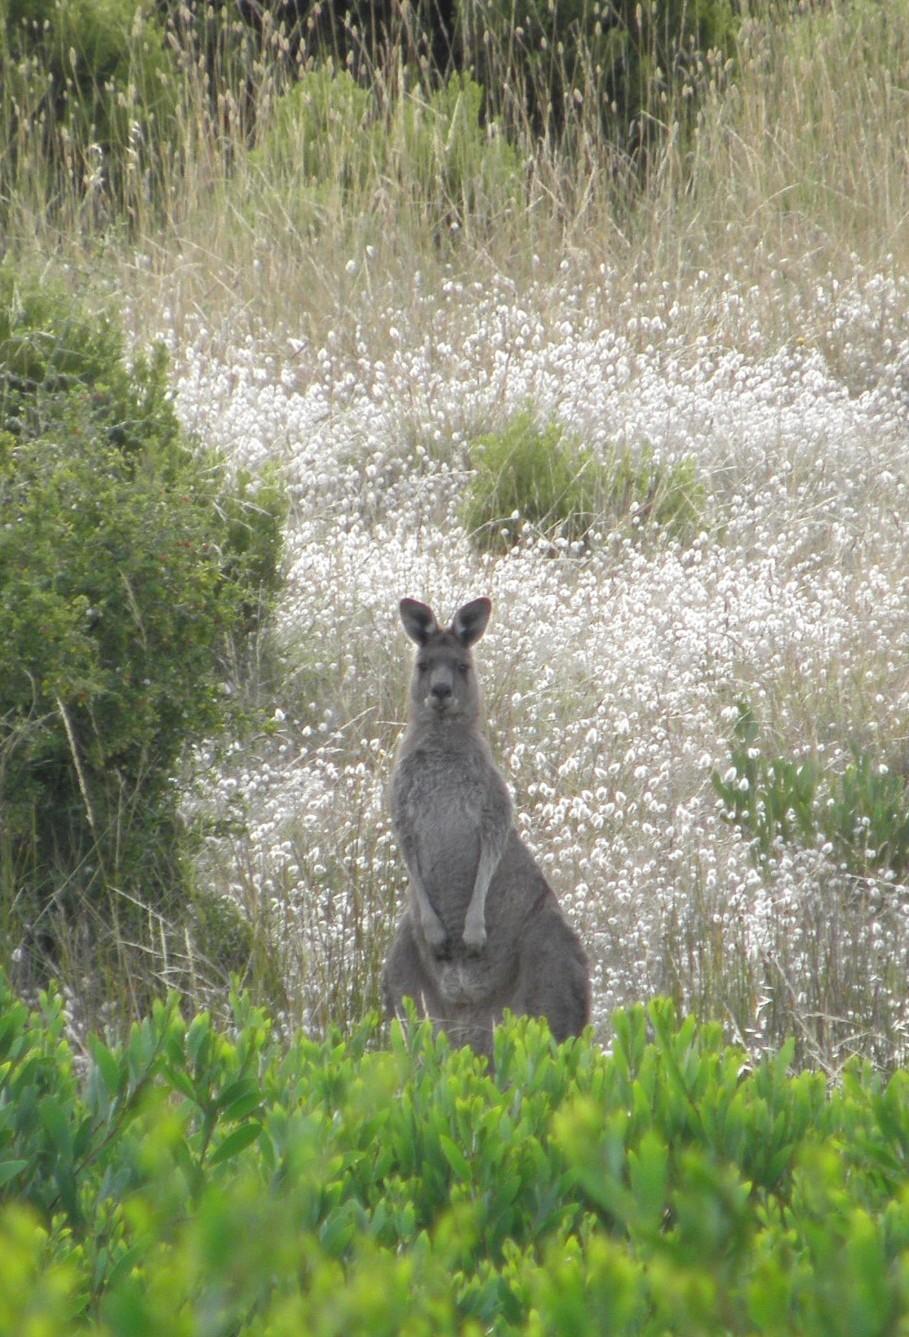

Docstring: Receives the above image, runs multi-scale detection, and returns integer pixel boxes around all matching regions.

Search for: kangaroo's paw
[462,917,487,955]
[421,908,450,958]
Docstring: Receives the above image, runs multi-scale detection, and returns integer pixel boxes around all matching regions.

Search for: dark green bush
[712,702,819,862]
[462,407,703,552]
[457,0,741,154]
[713,702,909,878]
[462,408,601,551]
[252,65,520,237]
[1,0,178,204]
[824,751,909,879]
[233,0,460,82]
[0,271,284,968]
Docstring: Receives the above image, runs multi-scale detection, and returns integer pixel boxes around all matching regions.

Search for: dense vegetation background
[2,0,907,1047]
[2,1,909,1325]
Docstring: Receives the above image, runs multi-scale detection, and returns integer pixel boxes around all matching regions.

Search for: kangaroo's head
[399,597,491,724]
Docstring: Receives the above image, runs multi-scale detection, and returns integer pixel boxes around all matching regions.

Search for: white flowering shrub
[168,257,909,1069]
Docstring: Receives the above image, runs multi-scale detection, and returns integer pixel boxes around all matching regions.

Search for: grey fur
[382,597,591,1057]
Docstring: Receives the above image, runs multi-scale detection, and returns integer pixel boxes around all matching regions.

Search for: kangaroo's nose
[431,681,452,700]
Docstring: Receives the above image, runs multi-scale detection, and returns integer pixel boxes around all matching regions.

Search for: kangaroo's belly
[395,752,487,930]
[416,801,480,933]
[433,951,518,1009]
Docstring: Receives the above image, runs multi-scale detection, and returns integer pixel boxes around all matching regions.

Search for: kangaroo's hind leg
[512,905,591,1043]
[382,910,444,1025]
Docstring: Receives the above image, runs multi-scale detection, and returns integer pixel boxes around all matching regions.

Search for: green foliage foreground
[3,976,909,1335]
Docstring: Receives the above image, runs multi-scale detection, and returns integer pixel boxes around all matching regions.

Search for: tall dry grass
[3,0,909,1048]
[3,2,904,341]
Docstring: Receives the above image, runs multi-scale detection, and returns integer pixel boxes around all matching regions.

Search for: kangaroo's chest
[393,750,486,889]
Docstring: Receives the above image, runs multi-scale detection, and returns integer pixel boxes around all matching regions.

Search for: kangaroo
[382,596,590,1058]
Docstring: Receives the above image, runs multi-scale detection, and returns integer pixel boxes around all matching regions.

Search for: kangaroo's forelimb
[463,799,511,953]
[395,827,449,955]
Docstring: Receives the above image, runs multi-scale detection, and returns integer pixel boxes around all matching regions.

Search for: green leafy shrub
[462,407,703,551]
[188,888,257,978]
[713,702,909,878]
[602,442,705,539]
[214,0,460,84]
[4,976,909,1333]
[0,271,284,972]
[256,64,375,196]
[823,751,909,879]
[396,71,522,230]
[462,408,601,551]
[712,702,819,862]
[457,0,740,154]
[251,66,521,237]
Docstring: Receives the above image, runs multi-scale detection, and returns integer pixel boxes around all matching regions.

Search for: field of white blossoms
[3,0,908,1064]
[165,254,909,1069]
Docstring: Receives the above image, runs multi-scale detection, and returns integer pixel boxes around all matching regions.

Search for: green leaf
[208,1122,262,1168]
[221,1091,264,1125]
[162,1065,198,1103]
[89,1037,124,1099]
[73,1115,96,1160]
[186,1014,212,1069]
[439,1134,470,1181]
[214,1077,261,1116]
[627,1131,668,1236]
[38,1095,73,1158]
[0,1159,28,1188]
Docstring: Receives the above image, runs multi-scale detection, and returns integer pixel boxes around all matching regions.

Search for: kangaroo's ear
[399,598,439,645]
[451,597,492,647]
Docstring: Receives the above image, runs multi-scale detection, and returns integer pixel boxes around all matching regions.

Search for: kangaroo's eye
[458,662,470,675]
[417,660,429,674]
